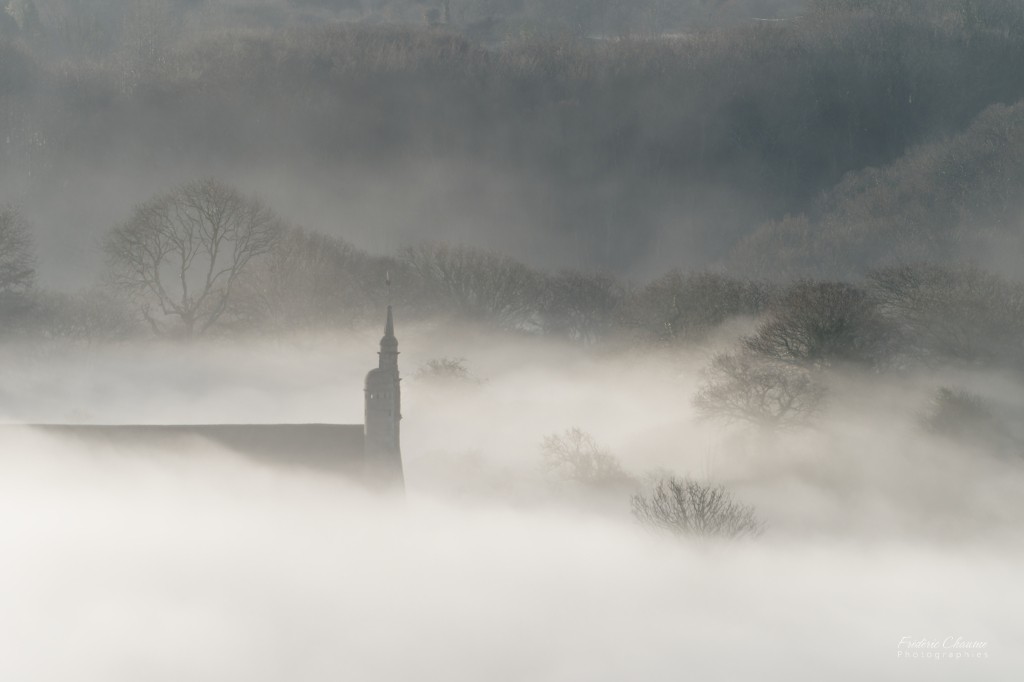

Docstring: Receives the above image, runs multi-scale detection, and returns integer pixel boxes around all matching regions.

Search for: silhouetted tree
[694,351,826,428]
[626,272,772,346]
[869,264,1024,367]
[632,477,764,540]
[235,226,377,331]
[104,179,285,337]
[744,281,894,367]
[414,357,477,383]
[404,242,541,330]
[539,270,623,345]
[540,427,634,489]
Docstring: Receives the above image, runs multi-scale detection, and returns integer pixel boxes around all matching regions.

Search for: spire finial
[383,271,395,341]
[384,304,395,339]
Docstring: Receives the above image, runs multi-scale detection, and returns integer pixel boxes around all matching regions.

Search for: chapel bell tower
[364,304,403,488]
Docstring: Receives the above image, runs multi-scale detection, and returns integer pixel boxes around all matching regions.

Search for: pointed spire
[378,272,398,367]
[384,304,395,340]
[379,303,398,369]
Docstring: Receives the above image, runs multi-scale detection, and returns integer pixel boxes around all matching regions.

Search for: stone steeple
[379,305,398,370]
[364,304,403,488]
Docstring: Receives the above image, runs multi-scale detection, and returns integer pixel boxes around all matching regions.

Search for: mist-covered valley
[3,0,1024,679]
[2,330,1023,680]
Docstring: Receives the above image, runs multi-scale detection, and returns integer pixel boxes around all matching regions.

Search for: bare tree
[744,280,894,367]
[868,264,1024,367]
[625,271,773,346]
[234,226,376,331]
[104,179,285,337]
[0,204,34,294]
[403,242,541,330]
[540,427,635,489]
[538,270,623,345]
[694,351,826,428]
[632,477,764,540]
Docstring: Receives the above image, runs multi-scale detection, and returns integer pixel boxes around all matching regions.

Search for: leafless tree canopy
[744,280,894,367]
[403,243,541,330]
[869,264,1024,366]
[234,226,379,331]
[540,427,634,489]
[539,271,623,345]
[626,271,773,346]
[631,477,764,540]
[0,205,35,294]
[694,352,827,428]
[104,179,285,337]
[414,357,476,383]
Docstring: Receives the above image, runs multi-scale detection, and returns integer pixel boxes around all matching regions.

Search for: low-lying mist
[4,1,1024,677]
[1,328,1021,680]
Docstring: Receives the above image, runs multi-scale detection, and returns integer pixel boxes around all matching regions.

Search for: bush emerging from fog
[632,477,764,541]
[922,388,992,434]
[920,387,1018,452]
[694,352,827,429]
[540,428,634,490]
[414,357,478,384]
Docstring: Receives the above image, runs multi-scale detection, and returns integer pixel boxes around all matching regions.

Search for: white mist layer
[1,332,1022,680]
[0,433,1019,682]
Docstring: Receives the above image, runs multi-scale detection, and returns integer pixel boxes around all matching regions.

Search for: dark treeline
[4,0,1024,275]
[734,100,1024,278]
[3,191,1023,385]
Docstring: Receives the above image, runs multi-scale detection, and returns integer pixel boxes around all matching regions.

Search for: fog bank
[0,429,1020,682]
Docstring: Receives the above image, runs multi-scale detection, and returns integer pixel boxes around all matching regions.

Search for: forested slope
[2,0,1024,277]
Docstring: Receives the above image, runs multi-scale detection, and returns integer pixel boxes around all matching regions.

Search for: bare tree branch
[103,179,285,337]
[632,477,764,540]
[694,351,826,428]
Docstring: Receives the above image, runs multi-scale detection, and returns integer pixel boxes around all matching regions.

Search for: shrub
[414,357,477,383]
[920,386,1018,452]
[631,477,764,540]
[540,427,634,489]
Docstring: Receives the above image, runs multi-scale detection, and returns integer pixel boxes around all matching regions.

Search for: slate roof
[24,424,367,474]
